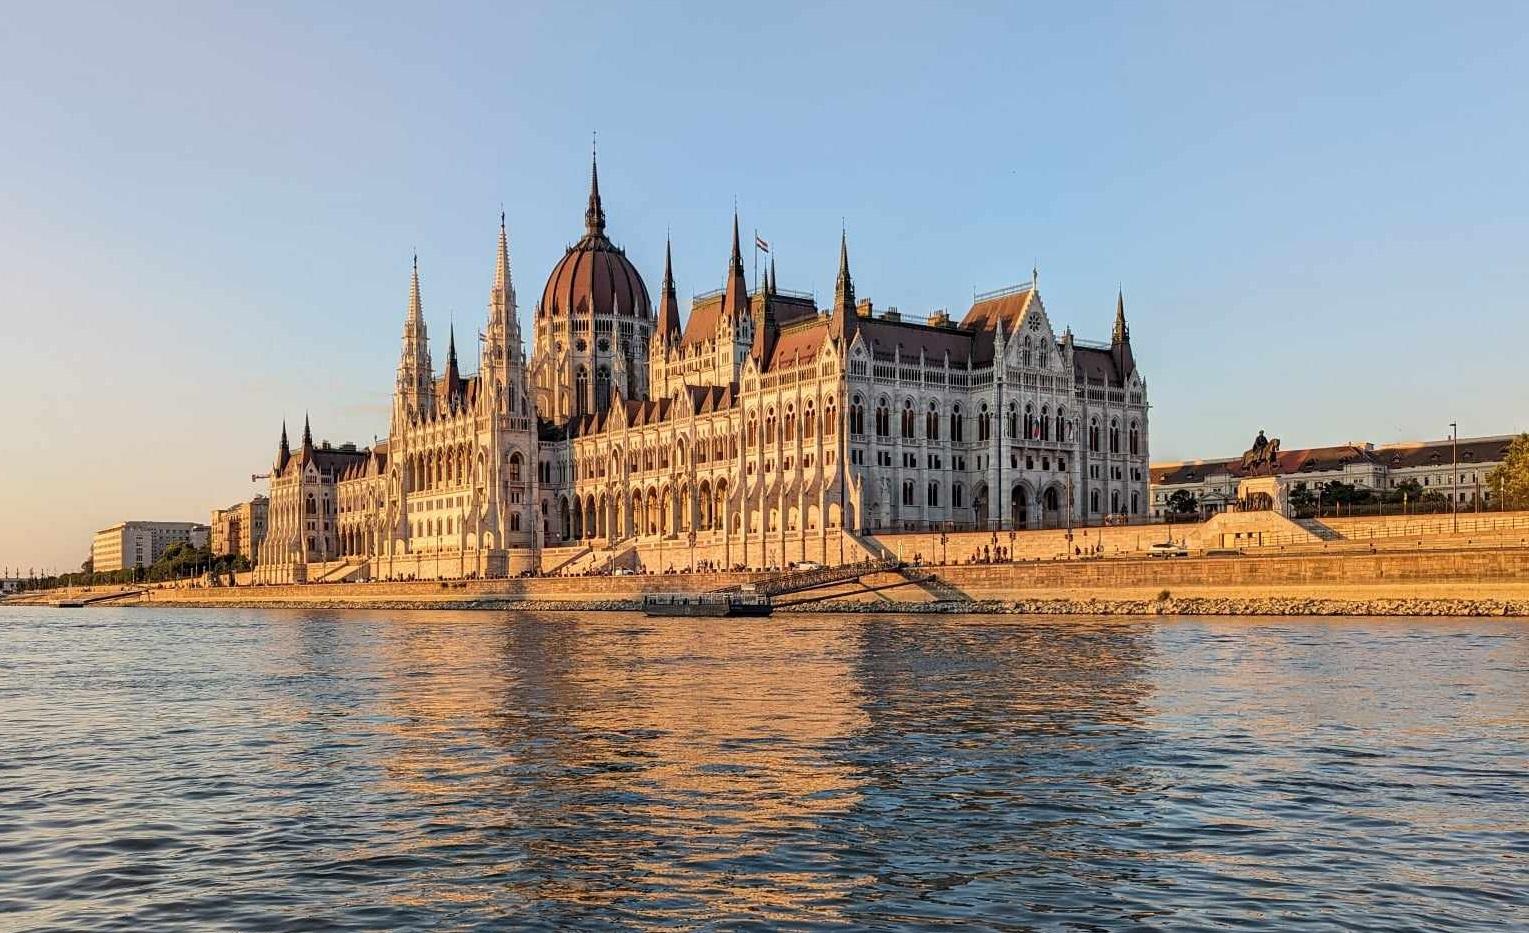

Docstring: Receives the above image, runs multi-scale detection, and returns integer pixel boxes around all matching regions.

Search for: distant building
[210,496,269,561]
[1150,434,1516,517]
[91,521,210,573]
[0,577,20,595]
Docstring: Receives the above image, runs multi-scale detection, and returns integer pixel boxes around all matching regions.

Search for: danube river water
[0,608,1525,930]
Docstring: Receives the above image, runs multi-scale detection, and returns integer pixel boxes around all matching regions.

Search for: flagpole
[753,227,759,292]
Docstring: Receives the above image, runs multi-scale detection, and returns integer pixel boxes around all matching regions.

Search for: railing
[1227,512,1529,552]
[736,558,901,597]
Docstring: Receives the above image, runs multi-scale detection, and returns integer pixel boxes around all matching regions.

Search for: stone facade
[258,156,1150,580]
[210,496,267,561]
[1151,434,1517,517]
[92,521,209,573]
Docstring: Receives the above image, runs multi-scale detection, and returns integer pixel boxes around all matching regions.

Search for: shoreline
[42,594,1529,616]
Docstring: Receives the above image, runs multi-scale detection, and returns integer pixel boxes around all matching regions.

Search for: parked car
[792,561,824,572]
[1148,541,1190,558]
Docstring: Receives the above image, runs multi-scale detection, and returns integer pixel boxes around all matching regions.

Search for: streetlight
[1450,422,1458,534]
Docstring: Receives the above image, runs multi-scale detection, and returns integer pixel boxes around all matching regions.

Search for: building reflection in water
[362,612,871,924]
[255,611,1163,925]
[825,617,1161,926]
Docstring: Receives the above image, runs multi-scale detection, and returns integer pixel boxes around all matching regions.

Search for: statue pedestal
[1236,475,1287,516]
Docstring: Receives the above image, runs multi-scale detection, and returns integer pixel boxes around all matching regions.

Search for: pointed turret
[443,323,463,409]
[584,148,606,237]
[833,227,856,317]
[721,210,749,323]
[494,212,516,317]
[301,413,313,451]
[655,236,681,343]
[768,255,777,294]
[485,211,521,379]
[1111,289,1136,379]
[275,421,291,473]
[397,255,434,419]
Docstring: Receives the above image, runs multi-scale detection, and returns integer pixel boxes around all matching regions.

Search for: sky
[2,1,1526,573]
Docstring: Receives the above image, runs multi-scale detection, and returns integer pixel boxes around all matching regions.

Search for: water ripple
[0,608,1524,930]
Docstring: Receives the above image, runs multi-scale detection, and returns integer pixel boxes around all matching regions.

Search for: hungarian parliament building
[256,158,1150,581]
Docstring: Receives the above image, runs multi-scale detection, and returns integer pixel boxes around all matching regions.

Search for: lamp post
[1450,422,1458,534]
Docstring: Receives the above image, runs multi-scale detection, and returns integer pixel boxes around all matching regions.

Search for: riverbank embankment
[8,545,1522,616]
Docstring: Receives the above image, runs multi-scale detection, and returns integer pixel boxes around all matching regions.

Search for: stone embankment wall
[133,546,1529,611]
[143,570,773,606]
[933,547,1529,596]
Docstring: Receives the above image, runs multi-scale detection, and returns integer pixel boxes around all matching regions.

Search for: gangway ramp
[714,558,901,598]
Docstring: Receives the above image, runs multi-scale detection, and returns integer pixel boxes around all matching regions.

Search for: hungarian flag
[755,235,770,253]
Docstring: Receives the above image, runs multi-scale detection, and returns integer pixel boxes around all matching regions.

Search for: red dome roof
[538,157,651,321]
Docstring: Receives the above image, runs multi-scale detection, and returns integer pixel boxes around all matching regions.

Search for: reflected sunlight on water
[0,609,1524,930]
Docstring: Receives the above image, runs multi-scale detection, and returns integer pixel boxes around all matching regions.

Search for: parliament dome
[538,156,651,321]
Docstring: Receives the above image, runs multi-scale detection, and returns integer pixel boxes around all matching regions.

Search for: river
[1,608,1524,930]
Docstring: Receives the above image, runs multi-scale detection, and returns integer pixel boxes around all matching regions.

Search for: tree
[1166,489,1199,516]
[1289,484,1316,514]
[1486,433,1529,511]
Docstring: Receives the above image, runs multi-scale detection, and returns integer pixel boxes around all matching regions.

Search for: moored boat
[641,588,772,617]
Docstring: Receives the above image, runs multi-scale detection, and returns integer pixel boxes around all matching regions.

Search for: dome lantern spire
[584,142,606,237]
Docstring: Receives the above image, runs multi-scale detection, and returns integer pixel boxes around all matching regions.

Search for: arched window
[875,399,890,437]
[784,406,796,442]
[508,452,522,481]
[953,483,965,508]
[978,403,991,442]
[595,366,611,411]
[1089,417,1100,452]
[747,414,759,448]
[850,395,864,435]
[950,404,964,443]
[900,399,915,439]
[925,401,939,441]
[902,480,915,506]
[803,402,815,438]
[1007,403,1019,439]
[574,366,589,417]
[1129,420,1140,455]
[927,481,940,506]
[1022,335,1032,367]
[1111,489,1121,513]
[1056,406,1067,441]
[765,408,777,442]
[1110,419,1121,454]
[1039,345,1050,369]
[1040,405,1051,441]
[825,399,837,436]
[1090,489,1100,513]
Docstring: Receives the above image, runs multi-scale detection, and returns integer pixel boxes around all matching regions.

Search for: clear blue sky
[2,2,1526,572]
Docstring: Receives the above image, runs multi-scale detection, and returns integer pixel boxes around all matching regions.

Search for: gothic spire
[301,413,313,449]
[1111,288,1136,379]
[408,253,423,322]
[276,421,291,472]
[443,322,462,409]
[656,235,681,342]
[494,211,514,304]
[769,255,777,294]
[833,227,856,316]
[584,146,606,237]
[722,209,749,322]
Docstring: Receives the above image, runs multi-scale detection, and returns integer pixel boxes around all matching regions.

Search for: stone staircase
[308,559,370,583]
[1295,518,1344,541]
[555,538,639,575]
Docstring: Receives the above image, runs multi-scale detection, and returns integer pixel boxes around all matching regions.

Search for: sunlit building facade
[257,156,1149,580]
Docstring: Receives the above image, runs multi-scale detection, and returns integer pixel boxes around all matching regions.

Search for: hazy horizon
[3,2,1527,572]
